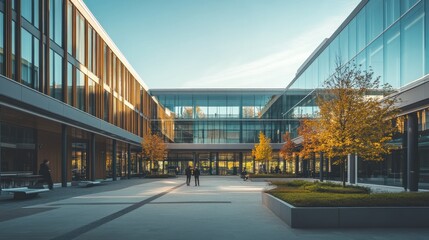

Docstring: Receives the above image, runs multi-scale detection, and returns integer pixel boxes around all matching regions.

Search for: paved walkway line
[50,183,185,240]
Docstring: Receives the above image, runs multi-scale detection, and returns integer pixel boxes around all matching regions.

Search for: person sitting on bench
[38,159,54,190]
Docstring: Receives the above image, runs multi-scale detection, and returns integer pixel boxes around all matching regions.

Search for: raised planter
[262,193,429,228]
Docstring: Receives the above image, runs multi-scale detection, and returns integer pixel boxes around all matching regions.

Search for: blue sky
[83,0,360,89]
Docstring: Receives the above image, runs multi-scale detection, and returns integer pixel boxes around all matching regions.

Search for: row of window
[0,0,172,139]
[291,0,425,90]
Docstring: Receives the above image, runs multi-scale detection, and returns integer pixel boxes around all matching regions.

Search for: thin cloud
[182,16,345,88]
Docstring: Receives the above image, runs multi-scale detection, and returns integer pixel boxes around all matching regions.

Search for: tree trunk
[342,159,346,187]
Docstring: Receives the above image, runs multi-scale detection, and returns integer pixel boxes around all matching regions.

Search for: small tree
[252,131,272,173]
[279,132,297,172]
[142,132,167,173]
[302,61,398,186]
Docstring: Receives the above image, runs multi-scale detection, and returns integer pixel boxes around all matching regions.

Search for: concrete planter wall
[262,193,429,228]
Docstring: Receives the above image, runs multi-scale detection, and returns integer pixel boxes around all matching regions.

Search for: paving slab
[0,176,429,240]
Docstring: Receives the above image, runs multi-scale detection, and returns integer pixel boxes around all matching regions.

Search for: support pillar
[61,125,68,187]
[320,152,324,182]
[348,153,356,184]
[112,140,117,181]
[312,152,316,178]
[407,112,419,191]
[216,153,219,175]
[294,155,299,175]
[402,117,408,190]
[90,133,96,181]
[238,152,243,174]
[127,144,131,179]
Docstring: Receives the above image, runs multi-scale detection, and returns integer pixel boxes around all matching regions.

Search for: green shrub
[144,174,175,178]
[249,173,297,178]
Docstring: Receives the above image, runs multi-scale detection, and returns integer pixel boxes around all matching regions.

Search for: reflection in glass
[77,69,85,111]
[50,0,63,46]
[67,63,73,105]
[49,50,63,101]
[88,78,96,116]
[0,12,3,75]
[76,11,85,63]
[401,4,424,86]
[367,36,384,83]
[384,24,400,88]
[384,0,400,29]
[67,1,72,54]
[21,28,32,87]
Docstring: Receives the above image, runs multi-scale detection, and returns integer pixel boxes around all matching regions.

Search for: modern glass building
[1,0,428,190]
[0,0,173,189]
[270,0,429,190]
[151,88,291,175]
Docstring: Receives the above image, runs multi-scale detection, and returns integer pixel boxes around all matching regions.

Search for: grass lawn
[249,173,297,178]
[267,180,429,207]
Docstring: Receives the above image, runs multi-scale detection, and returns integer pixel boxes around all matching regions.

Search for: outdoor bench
[1,187,50,199]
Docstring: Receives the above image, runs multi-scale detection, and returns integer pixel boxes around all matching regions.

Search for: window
[384,23,401,88]
[67,62,73,105]
[49,50,63,101]
[88,78,96,116]
[76,11,85,63]
[49,0,63,46]
[0,12,4,75]
[21,0,38,28]
[367,36,384,83]
[21,29,34,88]
[356,6,367,53]
[384,0,400,29]
[67,1,72,54]
[76,69,85,111]
[401,4,424,86]
[401,0,419,14]
[366,0,383,44]
[348,17,357,60]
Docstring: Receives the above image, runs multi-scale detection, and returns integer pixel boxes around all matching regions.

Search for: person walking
[185,165,192,186]
[193,166,200,186]
[39,159,53,190]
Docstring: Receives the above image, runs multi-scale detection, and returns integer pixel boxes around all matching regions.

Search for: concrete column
[127,144,131,179]
[407,112,419,192]
[312,152,316,178]
[90,133,96,181]
[348,153,356,184]
[238,152,243,174]
[61,125,68,187]
[112,140,117,181]
[402,117,408,190]
[320,152,324,182]
[216,153,219,175]
[294,155,299,175]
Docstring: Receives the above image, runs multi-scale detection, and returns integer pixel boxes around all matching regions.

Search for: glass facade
[152,90,285,144]
[1,0,429,183]
[1,0,169,183]
[280,0,429,188]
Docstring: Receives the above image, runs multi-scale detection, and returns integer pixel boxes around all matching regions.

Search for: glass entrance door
[72,142,88,181]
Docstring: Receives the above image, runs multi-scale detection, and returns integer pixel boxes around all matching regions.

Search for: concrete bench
[2,187,50,199]
[77,181,101,187]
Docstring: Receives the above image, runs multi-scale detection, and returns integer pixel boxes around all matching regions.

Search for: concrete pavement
[1,176,429,240]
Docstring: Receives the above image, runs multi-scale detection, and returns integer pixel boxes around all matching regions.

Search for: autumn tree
[309,60,398,186]
[142,132,167,173]
[279,132,297,163]
[252,131,272,173]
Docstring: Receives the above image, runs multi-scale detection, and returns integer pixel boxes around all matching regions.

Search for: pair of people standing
[185,165,200,186]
